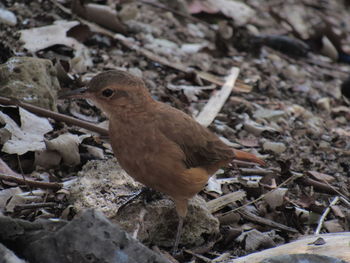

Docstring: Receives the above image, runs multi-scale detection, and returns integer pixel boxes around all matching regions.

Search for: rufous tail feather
[233,149,266,166]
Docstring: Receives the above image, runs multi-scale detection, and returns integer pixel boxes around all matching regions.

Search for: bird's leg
[172,199,189,255]
[172,215,184,255]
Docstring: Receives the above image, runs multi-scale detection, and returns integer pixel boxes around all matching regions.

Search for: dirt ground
[0,0,349,262]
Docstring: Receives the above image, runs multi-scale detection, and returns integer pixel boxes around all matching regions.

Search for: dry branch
[0,96,109,136]
[0,174,63,190]
[231,232,350,262]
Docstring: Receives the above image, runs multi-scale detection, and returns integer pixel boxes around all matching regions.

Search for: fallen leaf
[307,171,335,183]
[0,187,22,210]
[0,106,53,155]
[71,0,126,33]
[324,219,344,232]
[45,133,81,166]
[20,21,93,73]
[264,188,288,209]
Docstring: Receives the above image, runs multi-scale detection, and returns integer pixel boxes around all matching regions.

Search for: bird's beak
[58,87,90,99]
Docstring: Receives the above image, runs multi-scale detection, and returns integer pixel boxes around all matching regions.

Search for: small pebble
[0,8,17,26]
[263,141,286,154]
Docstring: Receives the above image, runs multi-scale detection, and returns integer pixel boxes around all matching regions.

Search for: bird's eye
[102,89,114,98]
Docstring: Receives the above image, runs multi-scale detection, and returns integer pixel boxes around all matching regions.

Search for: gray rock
[23,209,169,263]
[0,243,26,263]
[0,57,60,110]
[0,210,169,263]
[262,141,287,154]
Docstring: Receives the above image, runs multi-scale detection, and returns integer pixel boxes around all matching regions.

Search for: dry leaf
[307,171,335,183]
[264,188,288,209]
[71,0,126,33]
[0,106,53,155]
[45,133,81,166]
[0,187,22,210]
[20,21,93,73]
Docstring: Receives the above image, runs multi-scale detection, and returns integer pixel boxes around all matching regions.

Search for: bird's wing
[155,103,234,169]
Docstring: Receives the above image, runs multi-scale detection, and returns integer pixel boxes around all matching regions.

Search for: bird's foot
[117,187,162,214]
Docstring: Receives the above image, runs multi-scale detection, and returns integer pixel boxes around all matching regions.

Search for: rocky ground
[0,0,349,262]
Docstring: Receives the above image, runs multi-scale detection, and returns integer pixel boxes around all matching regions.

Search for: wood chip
[196,67,240,127]
[207,191,246,213]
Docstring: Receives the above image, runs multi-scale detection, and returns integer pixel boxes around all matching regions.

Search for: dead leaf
[324,219,344,232]
[20,21,93,73]
[45,133,81,166]
[206,174,223,194]
[264,188,288,209]
[71,0,126,33]
[0,106,53,155]
[34,149,62,169]
[307,171,335,183]
[5,194,29,213]
[0,187,22,210]
[331,205,345,218]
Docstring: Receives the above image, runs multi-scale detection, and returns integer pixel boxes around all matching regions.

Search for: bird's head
[59,70,153,117]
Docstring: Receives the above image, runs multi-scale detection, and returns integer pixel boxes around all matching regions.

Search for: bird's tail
[233,149,266,166]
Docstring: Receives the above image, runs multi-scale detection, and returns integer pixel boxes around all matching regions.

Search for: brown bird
[60,70,265,253]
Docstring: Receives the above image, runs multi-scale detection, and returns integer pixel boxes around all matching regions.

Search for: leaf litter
[0,0,349,262]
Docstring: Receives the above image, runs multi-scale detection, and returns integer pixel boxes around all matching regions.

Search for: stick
[195,67,240,127]
[14,202,56,211]
[315,196,339,234]
[220,171,303,217]
[0,96,109,136]
[238,207,298,233]
[0,174,63,190]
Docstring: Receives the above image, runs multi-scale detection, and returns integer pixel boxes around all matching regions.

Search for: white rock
[263,141,286,154]
[0,8,17,26]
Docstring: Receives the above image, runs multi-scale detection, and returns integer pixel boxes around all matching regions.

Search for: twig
[315,196,339,235]
[0,96,109,136]
[298,177,339,195]
[238,207,298,233]
[195,67,240,127]
[220,171,303,217]
[0,174,63,190]
[322,179,350,203]
[183,249,211,263]
[340,196,350,208]
[239,167,275,175]
[14,202,56,211]
[16,154,33,194]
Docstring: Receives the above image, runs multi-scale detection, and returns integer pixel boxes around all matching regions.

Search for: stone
[0,243,26,263]
[0,57,60,110]
[70,159,220,248]
[70,159,141,218]
[0,8,17,26]
[263,141,287,154]
[115,195,220,247]
[22,210,169,263]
